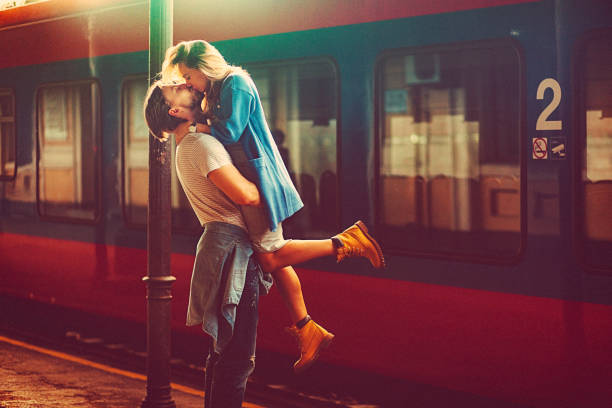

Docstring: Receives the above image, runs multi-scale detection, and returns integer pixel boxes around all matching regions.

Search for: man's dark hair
[143,83,186,140]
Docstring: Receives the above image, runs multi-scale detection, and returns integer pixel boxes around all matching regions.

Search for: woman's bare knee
[256,252,278,272]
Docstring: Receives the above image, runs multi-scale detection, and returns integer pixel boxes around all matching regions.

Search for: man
[145,78,384,391]
[144,81,270,407]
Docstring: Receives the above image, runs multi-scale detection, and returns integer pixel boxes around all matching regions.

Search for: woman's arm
[208,77,254,145]
[208,164,260,206]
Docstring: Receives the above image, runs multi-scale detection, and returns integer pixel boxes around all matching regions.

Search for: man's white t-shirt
[175,132,247,230]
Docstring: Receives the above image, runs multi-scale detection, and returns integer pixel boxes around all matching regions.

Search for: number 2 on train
[536,78,562,131]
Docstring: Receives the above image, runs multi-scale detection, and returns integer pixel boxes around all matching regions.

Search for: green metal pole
[142,0,175,407]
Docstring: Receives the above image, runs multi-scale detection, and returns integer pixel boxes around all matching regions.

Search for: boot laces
[343,245,365,258]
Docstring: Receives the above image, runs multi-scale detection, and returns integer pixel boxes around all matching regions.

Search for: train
[1,0,611,406]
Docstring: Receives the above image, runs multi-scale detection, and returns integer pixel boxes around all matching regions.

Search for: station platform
[0,294,536,408]
[0,335,263,408]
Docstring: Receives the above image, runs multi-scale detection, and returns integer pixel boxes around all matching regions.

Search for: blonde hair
[161,40,248,88]
[161,40,249,116]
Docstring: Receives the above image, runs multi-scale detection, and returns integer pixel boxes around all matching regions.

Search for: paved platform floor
[0,336,263,408]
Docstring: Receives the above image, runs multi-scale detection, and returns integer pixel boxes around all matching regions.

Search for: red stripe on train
[1,231,610,406]
[0,0,539,69]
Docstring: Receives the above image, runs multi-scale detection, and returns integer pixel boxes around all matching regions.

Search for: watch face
[189,123,197,133]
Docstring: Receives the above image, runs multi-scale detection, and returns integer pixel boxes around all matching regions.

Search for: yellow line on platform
[0,335,264,408]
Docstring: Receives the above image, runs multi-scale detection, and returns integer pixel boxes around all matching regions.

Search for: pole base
[140,396,176,408]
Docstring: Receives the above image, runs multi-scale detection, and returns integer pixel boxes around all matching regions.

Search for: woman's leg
[256,239,334,274]
[264,263,334,374]
[257,239,336,324]
[267,265,308,324]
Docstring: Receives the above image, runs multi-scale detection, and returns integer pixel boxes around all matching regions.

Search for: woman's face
[178,63,209,93]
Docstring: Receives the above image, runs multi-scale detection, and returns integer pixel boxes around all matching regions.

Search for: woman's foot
[286,320,335,373]
[332,220,386,268]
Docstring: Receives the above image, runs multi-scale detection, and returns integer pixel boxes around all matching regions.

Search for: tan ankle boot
[286,320,334,373]
[333,220,386,268]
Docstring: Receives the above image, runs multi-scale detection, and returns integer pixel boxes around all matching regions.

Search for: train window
[121,76,200,232]
[245,59,339,238]
[0,88,16,180]
[122,77,148,225]
[36,81,101,221]
[376,44,522,261]
[579,33,612,271]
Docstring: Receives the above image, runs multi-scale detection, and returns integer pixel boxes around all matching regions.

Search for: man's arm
[208,164,261,206]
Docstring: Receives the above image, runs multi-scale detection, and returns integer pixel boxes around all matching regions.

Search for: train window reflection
[37,81,100,221]
[122,77,148,225]
[121,76,200,232]
[0,88,16,180]
[246,60,338,238]
[377,45,522,260]
[581,33,612,270]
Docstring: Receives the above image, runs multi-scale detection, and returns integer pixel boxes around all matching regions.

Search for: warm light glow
[0,0,46,11]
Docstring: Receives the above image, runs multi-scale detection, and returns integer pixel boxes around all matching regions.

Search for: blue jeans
[204,257,259,408]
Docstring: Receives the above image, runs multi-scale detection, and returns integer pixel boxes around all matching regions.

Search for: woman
[161,40,385,373]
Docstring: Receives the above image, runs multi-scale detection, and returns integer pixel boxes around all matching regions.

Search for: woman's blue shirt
[210,74,303,231]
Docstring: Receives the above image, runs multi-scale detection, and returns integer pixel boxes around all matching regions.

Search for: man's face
[160,83,204,122]
[161,83,200,109]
